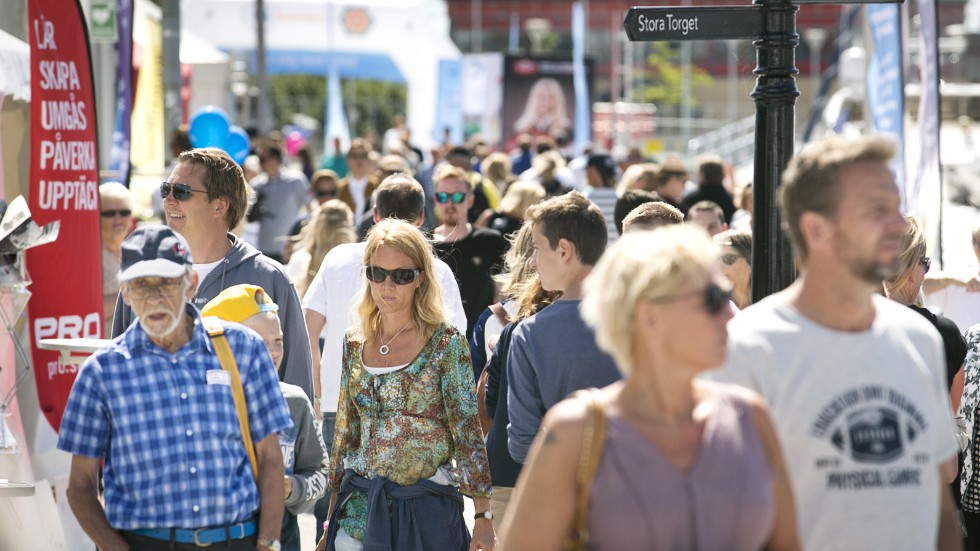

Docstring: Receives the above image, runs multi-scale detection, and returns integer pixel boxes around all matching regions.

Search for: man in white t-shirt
[715,135,959,550]
[302,174,466,542]
[924,225,980,332]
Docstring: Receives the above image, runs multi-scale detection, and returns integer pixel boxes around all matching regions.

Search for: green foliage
[638,43,714,115]
[267,75,407,138]
[268,75,325,124]
[346,80,408,138]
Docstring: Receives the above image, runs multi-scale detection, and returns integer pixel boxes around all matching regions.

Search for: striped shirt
[57,304,293,529]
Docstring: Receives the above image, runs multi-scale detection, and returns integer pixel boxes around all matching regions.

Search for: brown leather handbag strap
[489,302,510,326]
[566,388,607,550]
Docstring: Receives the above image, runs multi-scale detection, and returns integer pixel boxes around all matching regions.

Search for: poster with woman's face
[501,56,592,151]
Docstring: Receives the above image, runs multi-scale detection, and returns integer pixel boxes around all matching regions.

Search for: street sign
[625,0,902,301]
[624,7,763,42]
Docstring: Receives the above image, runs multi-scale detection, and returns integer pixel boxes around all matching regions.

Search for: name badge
[207,369,231,386]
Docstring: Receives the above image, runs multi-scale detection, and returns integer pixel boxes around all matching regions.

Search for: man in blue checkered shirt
[58,226,293,551]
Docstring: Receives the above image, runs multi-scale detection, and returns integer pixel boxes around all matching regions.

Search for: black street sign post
[625,0,901,302]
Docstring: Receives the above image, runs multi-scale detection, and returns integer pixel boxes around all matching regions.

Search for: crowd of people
[65,127,980,551]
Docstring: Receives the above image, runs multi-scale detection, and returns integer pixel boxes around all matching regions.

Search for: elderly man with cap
[203,284,328,551]
[58,225,293,551]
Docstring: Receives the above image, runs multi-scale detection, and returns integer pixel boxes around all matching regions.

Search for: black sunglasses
[435,191,467,204]
[365,266,422,285]
[648,283,733,316]
[919,256,931,273]
[101,209,132,218]
[160,182,208,201]
[316,188,338,198]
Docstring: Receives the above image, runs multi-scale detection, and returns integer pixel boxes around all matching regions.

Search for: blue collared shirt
[57,304,293,529]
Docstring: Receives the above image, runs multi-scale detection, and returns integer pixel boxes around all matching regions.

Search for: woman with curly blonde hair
[287,199,357,298]
[318,219,495,551]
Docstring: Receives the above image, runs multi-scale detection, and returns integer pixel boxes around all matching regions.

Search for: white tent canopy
[182,0,461,146]
[0,29,30,102]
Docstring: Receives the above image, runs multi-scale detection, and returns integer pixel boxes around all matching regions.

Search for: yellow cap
[201,284,279,324]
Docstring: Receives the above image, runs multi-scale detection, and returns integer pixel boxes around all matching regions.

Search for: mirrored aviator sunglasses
[365,266,422,285]
[160,182,207,201]
[435,191,467,204]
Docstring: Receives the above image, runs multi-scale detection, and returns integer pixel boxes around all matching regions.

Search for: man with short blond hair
[686,200,728,236]
[433,165,508,339]
[622,200,684,232]
[715,135,959,550]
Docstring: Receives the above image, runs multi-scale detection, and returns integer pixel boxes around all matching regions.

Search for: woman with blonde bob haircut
[476,181,546,240]
[319,218,496,551]
[499,225,800,551]
[287,199,357,298]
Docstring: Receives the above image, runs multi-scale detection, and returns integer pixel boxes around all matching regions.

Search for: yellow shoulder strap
[202,316,259,481]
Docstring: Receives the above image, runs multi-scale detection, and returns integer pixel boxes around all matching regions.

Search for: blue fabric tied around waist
[326,469,471,551]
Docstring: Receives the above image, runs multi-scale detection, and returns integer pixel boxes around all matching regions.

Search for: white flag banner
[912,0,941,218]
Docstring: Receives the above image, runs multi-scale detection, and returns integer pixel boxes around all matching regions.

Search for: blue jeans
[314,413,336,544]
[281,510,300,551]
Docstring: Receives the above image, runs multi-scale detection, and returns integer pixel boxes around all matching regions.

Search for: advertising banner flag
[106,0,133,185]
[130,14,164,172]
[27,0,103,432]
[912,0,941,219]
[865,4,905,197]
[572,2,591,155]
[433,59,463,146]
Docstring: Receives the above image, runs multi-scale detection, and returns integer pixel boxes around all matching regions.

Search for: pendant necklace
[379,320,412,355]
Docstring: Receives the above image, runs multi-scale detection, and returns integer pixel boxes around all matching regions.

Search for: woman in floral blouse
[316,219,495,551]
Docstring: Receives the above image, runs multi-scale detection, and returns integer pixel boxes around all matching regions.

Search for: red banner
[27,0,103,432]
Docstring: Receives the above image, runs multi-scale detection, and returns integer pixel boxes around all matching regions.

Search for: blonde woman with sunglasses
[317,219,495,551]
[500,226,799,550]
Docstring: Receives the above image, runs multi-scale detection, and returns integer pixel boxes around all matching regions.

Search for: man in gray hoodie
[111,147,314,399]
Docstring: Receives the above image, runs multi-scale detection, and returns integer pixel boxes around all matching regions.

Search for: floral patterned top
[960,325,980,499]
[328,323,492,540]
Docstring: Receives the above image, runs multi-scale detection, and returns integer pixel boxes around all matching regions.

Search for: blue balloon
[188,106,231,148]
[224,126,250,166]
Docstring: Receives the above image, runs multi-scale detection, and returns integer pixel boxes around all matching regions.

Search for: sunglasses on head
[160,182,208,201]
[101,209,132,218]
[435,191,467,204]
[919,256,931,273]
[720,253,742,266]
[648,283,733,316]
[365,266,422,285]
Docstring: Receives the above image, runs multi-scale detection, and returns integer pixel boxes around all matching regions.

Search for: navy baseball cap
[118,225,194,281]
[587,153,617,180]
